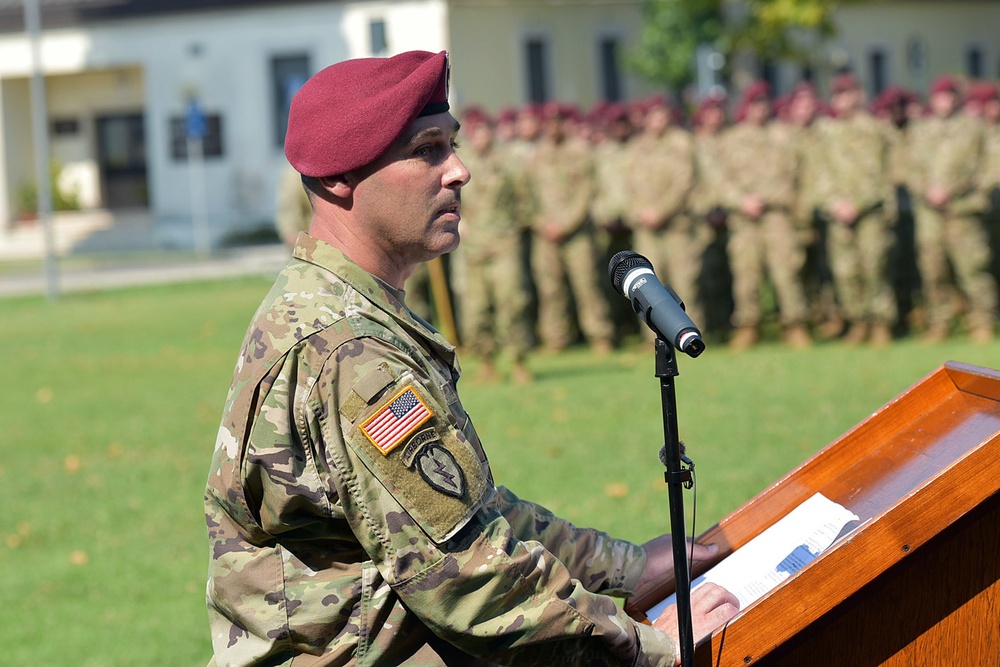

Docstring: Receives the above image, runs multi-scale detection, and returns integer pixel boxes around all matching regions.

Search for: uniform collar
[292,232,458,368]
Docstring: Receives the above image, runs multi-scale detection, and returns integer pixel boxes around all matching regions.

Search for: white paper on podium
[647,492,860,621]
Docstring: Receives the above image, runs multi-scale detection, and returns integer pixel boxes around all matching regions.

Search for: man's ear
[320,174,354,200]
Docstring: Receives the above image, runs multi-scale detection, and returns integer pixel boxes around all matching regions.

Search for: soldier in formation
[276,74,1000,365]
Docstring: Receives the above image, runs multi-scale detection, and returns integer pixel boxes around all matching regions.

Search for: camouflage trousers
[530,227,615,349]
[455,242,533,359]
[632,215,712,332]
[726,211,809,328]
[826,210,897,326]
[913,202,998,330]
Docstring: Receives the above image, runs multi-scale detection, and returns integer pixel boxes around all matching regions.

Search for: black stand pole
[655,337,695,667]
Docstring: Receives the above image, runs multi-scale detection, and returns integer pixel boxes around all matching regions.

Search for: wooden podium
[630,361,1000,666]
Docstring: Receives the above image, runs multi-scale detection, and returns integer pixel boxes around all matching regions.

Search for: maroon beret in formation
[284,50,450,177]
[741,80,772,105]
[832,72,860,94]
[968,82,1000,103]
[930,75,958,96]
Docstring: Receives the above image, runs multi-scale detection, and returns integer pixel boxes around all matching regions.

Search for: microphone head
[608,250,652,294]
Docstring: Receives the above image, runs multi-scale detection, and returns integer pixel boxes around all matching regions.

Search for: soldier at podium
[204,51,739,666]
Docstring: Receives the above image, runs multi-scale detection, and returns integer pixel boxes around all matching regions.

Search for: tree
[628,0,865,90]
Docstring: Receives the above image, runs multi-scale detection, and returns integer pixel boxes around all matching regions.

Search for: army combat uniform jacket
[205,234,675,666]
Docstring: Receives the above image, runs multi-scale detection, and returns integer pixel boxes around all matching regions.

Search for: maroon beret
[832,72,860,94]
[930,75,958,96]
[968,82,999,104]
[285,50,450,177]
[740,80,772,106]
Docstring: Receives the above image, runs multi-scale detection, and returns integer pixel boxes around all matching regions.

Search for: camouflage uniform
[719,121,809,332]
[813,111,898,333]
[527,135,615,350]
[589,134,636,336]
[982,120,1000,284]
[453,142,533,362]
[205,234,674,666]
[906,112,997,335]
[690,128,734,334]
[624,126,706,329]
[276,165,312,247]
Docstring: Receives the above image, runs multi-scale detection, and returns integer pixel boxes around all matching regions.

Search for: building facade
[0,0,998,244]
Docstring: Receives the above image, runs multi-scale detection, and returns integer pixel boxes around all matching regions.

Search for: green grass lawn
[3,277,1000,665]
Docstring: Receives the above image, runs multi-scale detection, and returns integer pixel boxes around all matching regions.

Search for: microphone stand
[655,336,696,667]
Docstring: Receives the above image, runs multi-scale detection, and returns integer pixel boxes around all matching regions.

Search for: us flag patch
[361,387,434,455]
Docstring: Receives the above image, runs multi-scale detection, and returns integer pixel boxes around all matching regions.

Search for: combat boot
[870,323,893,347]
[729,326,758,351]
[783,324,812,349]
[842,322,869,345]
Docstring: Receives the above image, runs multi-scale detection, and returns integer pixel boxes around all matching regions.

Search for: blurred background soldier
[874,85,923,332]
[690,93,735,336]
[721,81,811,349]
[815,73,897,346]
[972,83,1000,286]
[453,108,534,384]
[589,102,637,339]
[624,95,704,332]
[785,82,840,340]
[275,162,311,247]
[906,75,996,342]
[527,102,615,353]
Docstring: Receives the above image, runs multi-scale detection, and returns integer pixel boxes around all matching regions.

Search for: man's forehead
[399,113,461,143]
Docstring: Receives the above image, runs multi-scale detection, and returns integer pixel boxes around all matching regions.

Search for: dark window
[271,54,310,148]
[370,19,388,55]
[967,46,984,78]
[526,38,549,104]
[869,49,887,96]
[600,37,622,101]
[170,114,224,160]
[761,59,778,93]
[52,118,80,136]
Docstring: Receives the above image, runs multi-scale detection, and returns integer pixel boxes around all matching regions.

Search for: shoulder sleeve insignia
[416,444,466,498]
[360,386,434,456]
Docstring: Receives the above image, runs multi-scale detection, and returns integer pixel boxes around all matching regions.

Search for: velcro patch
[360,386,434,456]
[416,444,466,498]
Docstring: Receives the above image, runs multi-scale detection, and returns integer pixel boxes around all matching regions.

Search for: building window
[869,49,888,96]
[525,37,549,104]
[271,54,310,149]
[760,59,778,93]
[370,19,388,56]
[967,46,984,78]
[599,37,623,102]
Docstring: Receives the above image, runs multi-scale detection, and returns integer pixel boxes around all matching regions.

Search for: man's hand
[740,195,765,220]
[926,185,950,210]
[653,582,740,665]
[832,199,859,226]
[633,536,719,600]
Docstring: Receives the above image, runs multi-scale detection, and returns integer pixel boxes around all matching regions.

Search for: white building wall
[0,0,448,238]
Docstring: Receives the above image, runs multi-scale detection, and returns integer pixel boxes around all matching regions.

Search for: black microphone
[608,250,706,358]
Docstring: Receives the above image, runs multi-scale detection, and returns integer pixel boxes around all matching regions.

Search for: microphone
[608,250,706,358]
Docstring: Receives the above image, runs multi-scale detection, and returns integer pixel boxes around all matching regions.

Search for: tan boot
[970,324,994,344]
[870,323,893,347]
[816,317,845,341]
[784,324,812,349]
[922,324,949,344]
[729,326,758,351]
[842,322,869,345]
[473,359,501,384]
[510,359,534,385]
[591,339,614,356]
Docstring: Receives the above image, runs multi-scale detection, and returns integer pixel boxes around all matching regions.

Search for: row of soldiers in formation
[277,72,1000,383]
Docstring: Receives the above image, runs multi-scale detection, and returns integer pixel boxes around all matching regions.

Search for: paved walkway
[0,210,290,298]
